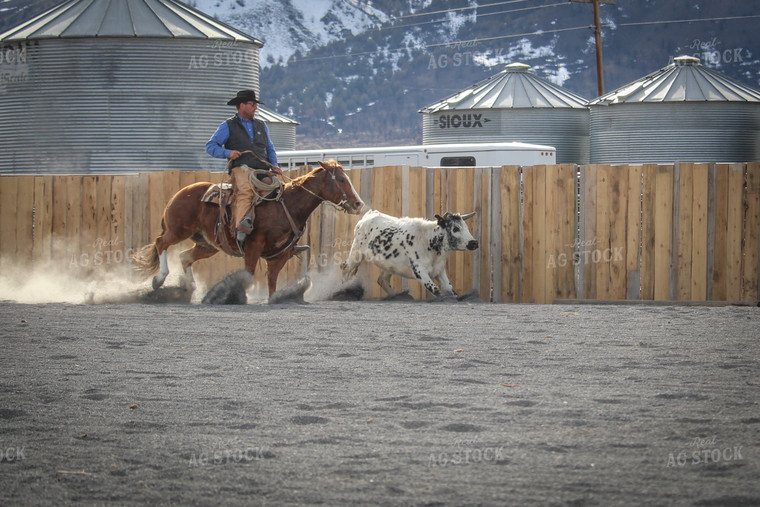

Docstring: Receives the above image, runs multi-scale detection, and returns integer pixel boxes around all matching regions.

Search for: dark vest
[224,116,270,171]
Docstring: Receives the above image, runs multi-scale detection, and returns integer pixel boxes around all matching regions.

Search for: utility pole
[570,0,615,96]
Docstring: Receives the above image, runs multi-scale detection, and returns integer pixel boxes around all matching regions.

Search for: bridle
[228,150,354,211]
[292,166,355,213]
[260,165,355,259]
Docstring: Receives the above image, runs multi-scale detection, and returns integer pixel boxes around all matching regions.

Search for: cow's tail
[341,240,363,281]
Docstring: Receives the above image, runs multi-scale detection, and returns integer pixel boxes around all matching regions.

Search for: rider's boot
[236,209,255,244]
[236,217,252,242]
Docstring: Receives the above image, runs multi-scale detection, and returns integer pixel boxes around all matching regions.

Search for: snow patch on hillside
[189,0,389,66]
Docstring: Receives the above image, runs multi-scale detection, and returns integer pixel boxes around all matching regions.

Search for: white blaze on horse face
[346,176,363,213]
[338,169,363,213]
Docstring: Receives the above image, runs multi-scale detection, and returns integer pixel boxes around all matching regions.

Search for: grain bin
[420,63,590,163]
[258,107,299,152]
[589,56,760,164]
[0,0,297,174]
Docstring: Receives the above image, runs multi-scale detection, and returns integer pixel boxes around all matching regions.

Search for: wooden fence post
[639,164,657,300]
[32,175,54,266]
[654,165,674,301]
[626,165,643,300]
[690,163,709,300]
[725,163,744,301]
[743,162,760,301]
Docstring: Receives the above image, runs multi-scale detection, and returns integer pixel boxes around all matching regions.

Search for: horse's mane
[285,159,340,189]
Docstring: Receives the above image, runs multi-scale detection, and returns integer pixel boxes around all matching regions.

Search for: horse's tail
[130,243,160,275]
[130,219,164,275]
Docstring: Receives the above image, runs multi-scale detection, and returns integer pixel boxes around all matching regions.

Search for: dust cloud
[0,257,364,305]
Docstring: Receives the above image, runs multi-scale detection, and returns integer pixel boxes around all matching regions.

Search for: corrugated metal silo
[420,63,590,163]
[0,0,297,174]
[589,56,760,164]
[258,107,299,151]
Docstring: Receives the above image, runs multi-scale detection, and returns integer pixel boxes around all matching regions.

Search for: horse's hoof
[179,276,196,292]
[152,275,166,290]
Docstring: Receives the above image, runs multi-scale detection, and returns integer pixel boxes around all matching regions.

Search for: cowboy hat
[226,89,264,106]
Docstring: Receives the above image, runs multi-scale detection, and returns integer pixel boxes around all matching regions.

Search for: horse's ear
[318,159,338,172]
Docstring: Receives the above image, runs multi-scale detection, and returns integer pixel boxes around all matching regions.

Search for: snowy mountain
[186,0,392,66]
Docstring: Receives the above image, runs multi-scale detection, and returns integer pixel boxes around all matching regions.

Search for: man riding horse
[205,89,281,247]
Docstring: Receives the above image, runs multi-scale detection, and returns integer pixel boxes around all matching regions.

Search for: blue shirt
[205,114,278,166]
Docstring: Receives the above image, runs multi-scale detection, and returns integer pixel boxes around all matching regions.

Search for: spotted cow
[342,209,479,298]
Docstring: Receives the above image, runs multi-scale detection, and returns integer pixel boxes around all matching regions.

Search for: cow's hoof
[329,280,364,301]
[456,290,481,302]
[383,290,414,302]
[430,294,458,303]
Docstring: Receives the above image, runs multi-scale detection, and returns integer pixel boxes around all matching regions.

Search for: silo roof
[257,107,300,125]
[589,55,760,105]
[0,0,263,44]
[420,63,589,113]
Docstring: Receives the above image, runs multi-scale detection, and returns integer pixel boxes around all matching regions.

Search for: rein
[222,153,353,258]
[291,167,351,211]
[261,201,303,260]
[262,165,353,259]
[224,149,279,173]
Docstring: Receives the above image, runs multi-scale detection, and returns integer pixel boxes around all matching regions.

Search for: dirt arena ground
[0,286,759,505]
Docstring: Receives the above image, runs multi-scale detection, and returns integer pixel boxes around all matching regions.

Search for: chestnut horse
[131,160,364,296]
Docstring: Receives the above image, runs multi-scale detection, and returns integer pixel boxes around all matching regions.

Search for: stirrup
[238,217,253,234]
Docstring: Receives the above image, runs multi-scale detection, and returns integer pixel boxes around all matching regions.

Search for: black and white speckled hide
[342,209,478,297]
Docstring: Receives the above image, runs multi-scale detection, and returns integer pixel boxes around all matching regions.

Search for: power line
[379,2,569,33]
[294,24,590,64]
[290,11,760,65]
[609,13,760,28]
[476,2,569,20]
[391,0,532,21]
[426,23,588,48]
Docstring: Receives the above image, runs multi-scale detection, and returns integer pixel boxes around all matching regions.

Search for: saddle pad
[200,183,233,205]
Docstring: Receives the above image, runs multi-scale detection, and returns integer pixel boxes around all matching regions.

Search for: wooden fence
[1,162,758,303]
